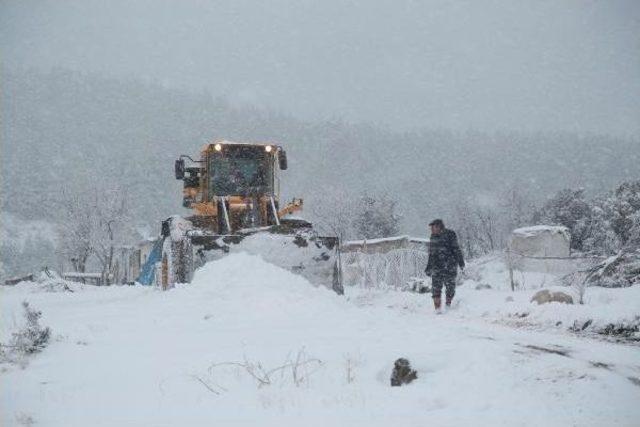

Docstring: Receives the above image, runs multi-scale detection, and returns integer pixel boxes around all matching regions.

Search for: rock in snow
[390,358,418,386]
[531,289,574,305]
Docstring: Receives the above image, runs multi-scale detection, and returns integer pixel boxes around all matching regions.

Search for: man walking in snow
[425,219,465,313]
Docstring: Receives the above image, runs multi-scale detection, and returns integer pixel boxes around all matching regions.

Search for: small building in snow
[507,225,572,273]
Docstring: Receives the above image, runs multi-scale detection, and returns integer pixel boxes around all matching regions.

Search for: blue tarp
[136,238,164,286]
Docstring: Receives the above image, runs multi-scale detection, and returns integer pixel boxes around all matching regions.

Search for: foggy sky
[2,0,639,135]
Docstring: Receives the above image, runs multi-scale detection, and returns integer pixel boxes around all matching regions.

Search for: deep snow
[1,253,639,426]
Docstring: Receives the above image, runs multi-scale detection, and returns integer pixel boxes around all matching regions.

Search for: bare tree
[451,198,500,257]
[309,186,358,241]
[474,205,501,252]
[451,198,480,258]
[91,188,131,285]
[57,186,132,284]
[58,190,95,273]
[502,184,534,227]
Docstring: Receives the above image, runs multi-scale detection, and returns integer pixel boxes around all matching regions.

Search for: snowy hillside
[2,253,639,426]
[0,212,58,279]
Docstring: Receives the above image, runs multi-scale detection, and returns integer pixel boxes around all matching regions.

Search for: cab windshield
[209,145,273,196]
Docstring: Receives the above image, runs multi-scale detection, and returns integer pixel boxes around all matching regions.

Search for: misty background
[3,0,639,134]
[1,0,639,276]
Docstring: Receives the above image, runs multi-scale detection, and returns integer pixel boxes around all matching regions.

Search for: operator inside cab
[210,145,273,196]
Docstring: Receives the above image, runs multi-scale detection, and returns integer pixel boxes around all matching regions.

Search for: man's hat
[429,219,444,227]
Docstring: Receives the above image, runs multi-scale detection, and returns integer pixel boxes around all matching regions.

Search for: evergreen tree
[533,189,592,250]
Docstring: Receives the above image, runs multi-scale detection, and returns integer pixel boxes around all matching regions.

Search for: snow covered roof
[512,225,570,239]
[344,235,430,246]
[344,235,410,246]
[341,235,429,254]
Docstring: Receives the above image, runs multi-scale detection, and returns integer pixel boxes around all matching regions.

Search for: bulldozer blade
[187,226,343,295]
[158,216,343,294]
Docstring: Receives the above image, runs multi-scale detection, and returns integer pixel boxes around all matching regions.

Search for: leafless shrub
[191,375,226,395]
[561,272,588,305]
[208,348,323,389]
[15,412,36,426]
[343,353,362,384]
[1,301,51,365]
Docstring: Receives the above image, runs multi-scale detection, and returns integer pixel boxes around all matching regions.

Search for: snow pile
[191,252,342,316]
[205,231,340,293]
[1,253,639,426]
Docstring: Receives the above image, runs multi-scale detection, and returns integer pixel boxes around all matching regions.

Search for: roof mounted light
[214,143,223,152]
[265,145,273,153]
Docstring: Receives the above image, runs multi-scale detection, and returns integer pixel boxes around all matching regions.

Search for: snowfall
[2,252,640,426]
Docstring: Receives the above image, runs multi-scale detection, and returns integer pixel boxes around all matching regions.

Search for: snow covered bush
[584,252,640,288]
[1,301,51,365]
[582,199,621,255]
[14,412,36,426]
[609,181,640,249]
[579,183,640,254]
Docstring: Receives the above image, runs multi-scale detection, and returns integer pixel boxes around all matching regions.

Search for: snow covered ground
[2,253,639,426]
[457,254,640,338]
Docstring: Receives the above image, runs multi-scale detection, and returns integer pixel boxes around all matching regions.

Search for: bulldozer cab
[174,140,294,234]
[208,144,275,197]
[175,142,287,201]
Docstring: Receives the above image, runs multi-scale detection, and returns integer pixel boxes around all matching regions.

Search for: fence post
[505,249,516,291]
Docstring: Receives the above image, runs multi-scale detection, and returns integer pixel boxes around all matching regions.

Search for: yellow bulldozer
[158,139,342,293]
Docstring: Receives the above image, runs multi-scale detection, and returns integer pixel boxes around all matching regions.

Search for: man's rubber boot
[445,297,453,308]
[433,297,442,314]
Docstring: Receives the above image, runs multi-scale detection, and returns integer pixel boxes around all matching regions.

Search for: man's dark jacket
[425,229,465,277]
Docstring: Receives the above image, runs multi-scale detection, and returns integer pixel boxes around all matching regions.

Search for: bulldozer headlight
[214,143,223,152]
[265,145,273,153]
